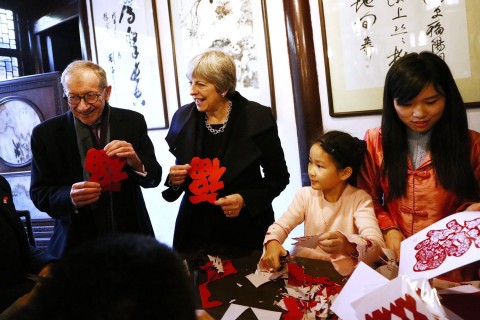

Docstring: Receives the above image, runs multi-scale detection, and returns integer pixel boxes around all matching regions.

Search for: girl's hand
[259,240,288,271]
[318,231,356,256]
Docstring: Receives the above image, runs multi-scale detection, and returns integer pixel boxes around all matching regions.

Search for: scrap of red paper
[199,283,223,309]
[282,296,304,320]
[188,157,226,204]
[281,263,343,319]
[198,259,237,309]
[85,148,128,192]
[287,263,338,287]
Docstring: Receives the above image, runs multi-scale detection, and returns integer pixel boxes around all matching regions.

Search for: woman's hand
[318,231,356,256]
[168,164,191,186]
[465,202,480,211]
[383,229,404,261]
[215,193,244,218]
[259,240,288,271]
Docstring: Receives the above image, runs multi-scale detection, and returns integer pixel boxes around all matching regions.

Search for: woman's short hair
[61,60,108,90]
[186,49,237,96]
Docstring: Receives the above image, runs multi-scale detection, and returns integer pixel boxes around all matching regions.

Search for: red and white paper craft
[198,256,237,309]
[208,255,224,274]
[350,274,445,320]
[85,148,128,191]
[399,211,480,280]
[332,262,445,320]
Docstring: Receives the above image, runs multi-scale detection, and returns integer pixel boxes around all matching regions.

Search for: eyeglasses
[65,88,106,106]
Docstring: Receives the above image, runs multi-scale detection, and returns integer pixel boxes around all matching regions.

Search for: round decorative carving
[0,96,42,167]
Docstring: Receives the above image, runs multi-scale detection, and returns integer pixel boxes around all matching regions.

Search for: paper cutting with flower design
[399,211,480,280]
[85,148,128,192]
[413,217,480,272]
[188,157,226,204]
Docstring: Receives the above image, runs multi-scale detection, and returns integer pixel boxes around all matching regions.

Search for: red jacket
[358,127,480,237]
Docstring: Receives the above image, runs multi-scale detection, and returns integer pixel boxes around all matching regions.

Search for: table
[182,247,347,319]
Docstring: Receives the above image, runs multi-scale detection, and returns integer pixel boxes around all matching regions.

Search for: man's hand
[70,181,101,207]
[104,140,143,172]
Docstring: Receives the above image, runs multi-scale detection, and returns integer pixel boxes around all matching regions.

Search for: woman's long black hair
[381,51,478,201]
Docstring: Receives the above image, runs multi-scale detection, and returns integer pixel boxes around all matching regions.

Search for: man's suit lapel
[108,107,124,141]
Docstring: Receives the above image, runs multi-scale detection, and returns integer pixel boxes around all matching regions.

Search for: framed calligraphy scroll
[319,0,480,117]
[88,0,168,129]
[168,0,276,117]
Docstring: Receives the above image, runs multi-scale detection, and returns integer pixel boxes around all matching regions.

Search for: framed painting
[88,0,169,129]
[168,0,276,117]
[319,0,480,117]
[0,97,42,169]
[2,171,50,219]
[0,72,66,173]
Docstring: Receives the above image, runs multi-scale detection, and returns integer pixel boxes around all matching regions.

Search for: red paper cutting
[413,217,480,272]
[188,157,226,204]
[85,148,128,192]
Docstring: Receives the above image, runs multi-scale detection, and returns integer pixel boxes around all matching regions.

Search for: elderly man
[30,60,162,257]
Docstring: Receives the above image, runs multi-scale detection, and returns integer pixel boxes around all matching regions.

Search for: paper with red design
[350,275,442,320]
[85,148,128,191]
[399,211,480,280]
[188,157,226,204]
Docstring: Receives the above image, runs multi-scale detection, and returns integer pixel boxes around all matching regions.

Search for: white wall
[145,0,480,247]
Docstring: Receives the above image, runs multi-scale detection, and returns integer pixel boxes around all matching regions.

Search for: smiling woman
[163,49,290,255]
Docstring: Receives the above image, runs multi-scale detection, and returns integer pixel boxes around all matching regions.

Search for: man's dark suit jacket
[30,105,162,257]
[163,92,289,252]
[0,175,55,311]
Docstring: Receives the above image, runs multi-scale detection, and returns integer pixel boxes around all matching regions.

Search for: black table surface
[182,247,347,319]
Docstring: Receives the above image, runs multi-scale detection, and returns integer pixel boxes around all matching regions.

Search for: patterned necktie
[88,123,101,148]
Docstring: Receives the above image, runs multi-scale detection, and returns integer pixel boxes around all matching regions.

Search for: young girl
[259,131,385,276]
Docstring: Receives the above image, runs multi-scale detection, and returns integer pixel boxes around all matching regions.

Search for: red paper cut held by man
[85,148,128,192]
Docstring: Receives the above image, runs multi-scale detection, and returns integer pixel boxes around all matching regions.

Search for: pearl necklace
[205,101,232,135]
